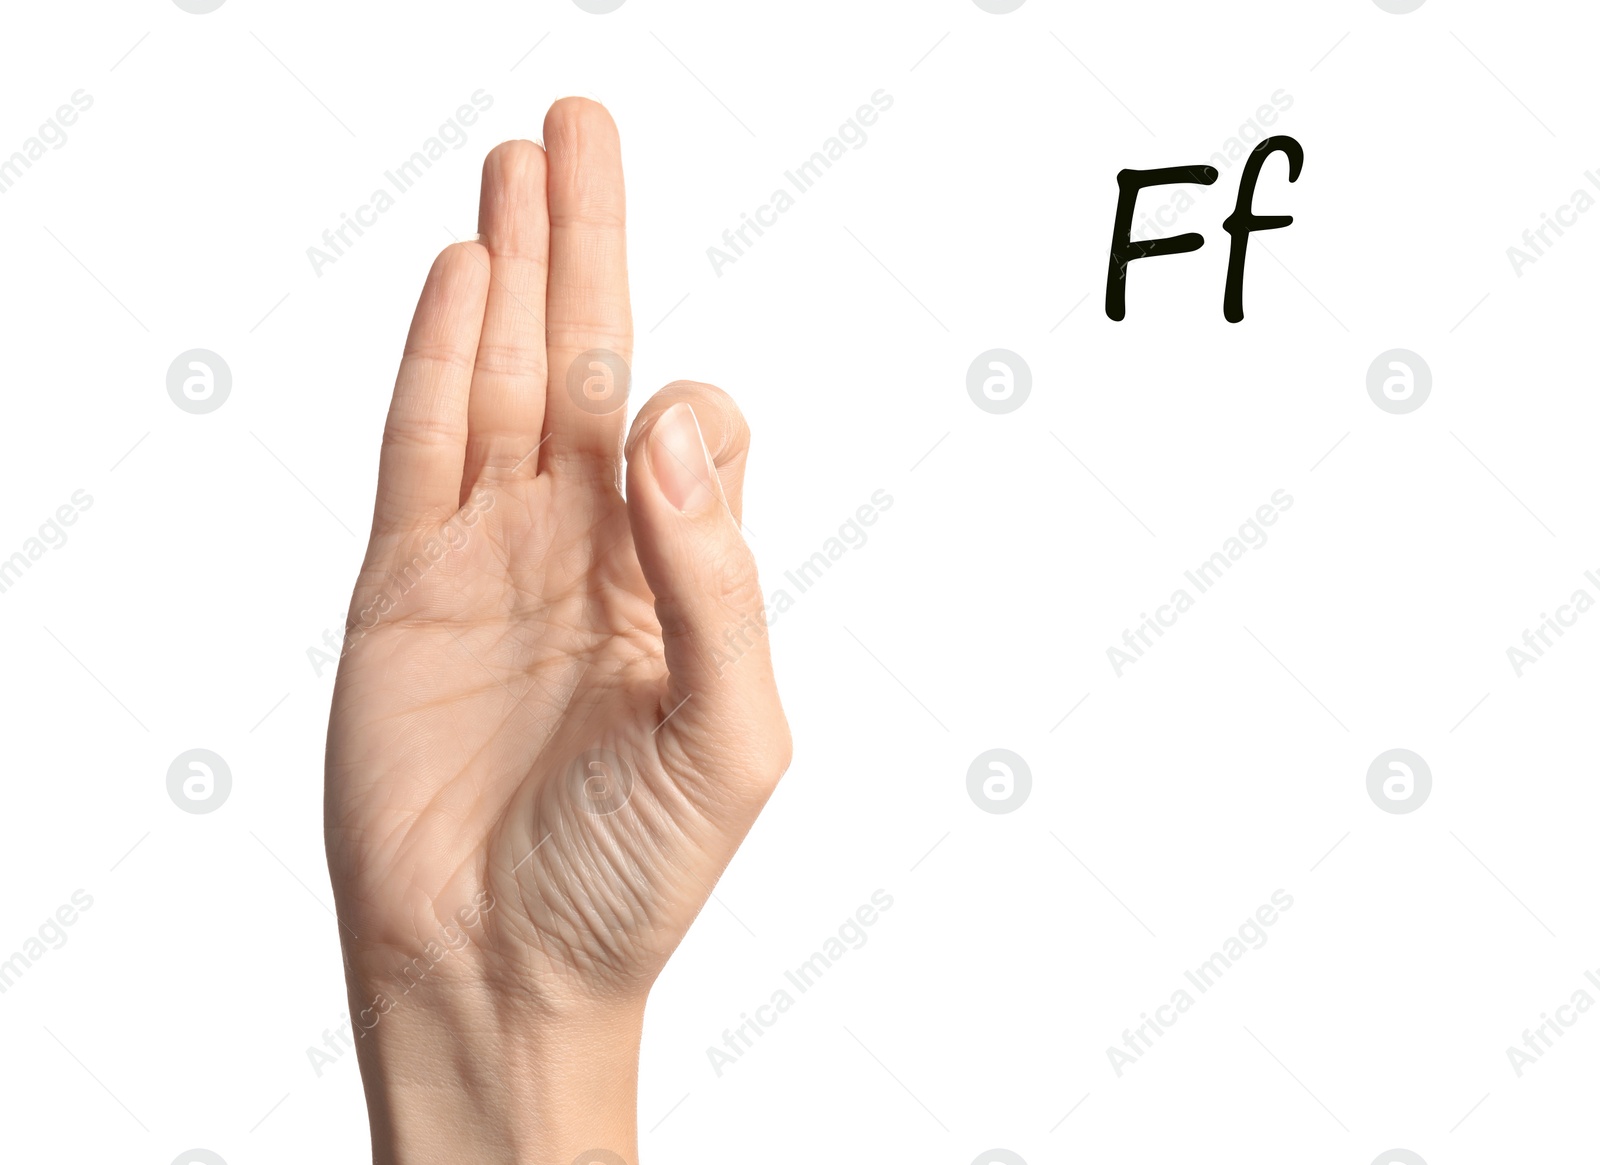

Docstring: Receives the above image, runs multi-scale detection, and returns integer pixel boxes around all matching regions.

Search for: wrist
[349,972,644,1165]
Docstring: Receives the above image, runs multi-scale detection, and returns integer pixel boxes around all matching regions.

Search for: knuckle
[705,539,760,608]
[401,339,476,379]
[382,413,460,451]
[549,319,632,354]
[472,340,545,381]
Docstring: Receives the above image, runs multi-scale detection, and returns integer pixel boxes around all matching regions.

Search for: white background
[1,1,1597,1162]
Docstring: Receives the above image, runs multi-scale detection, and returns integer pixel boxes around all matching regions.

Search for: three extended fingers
[377,98,642,534]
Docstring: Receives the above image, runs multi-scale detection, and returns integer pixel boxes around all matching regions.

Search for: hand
[323,98,790,1165]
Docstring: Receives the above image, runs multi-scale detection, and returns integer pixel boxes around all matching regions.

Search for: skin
[324,98,790,1165]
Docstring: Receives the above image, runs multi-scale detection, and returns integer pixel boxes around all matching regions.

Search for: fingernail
[651,403,714,513]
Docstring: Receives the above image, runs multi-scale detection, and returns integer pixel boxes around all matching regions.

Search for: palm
[330,480,667,984]
[324,103,787,1011]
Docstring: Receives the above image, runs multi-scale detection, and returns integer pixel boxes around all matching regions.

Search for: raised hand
[323,98,789,1164]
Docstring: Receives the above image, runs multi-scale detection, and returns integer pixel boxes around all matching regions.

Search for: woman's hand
[324,97,790,1165]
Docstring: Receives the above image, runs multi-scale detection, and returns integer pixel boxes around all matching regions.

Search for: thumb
[624,397,790,797]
